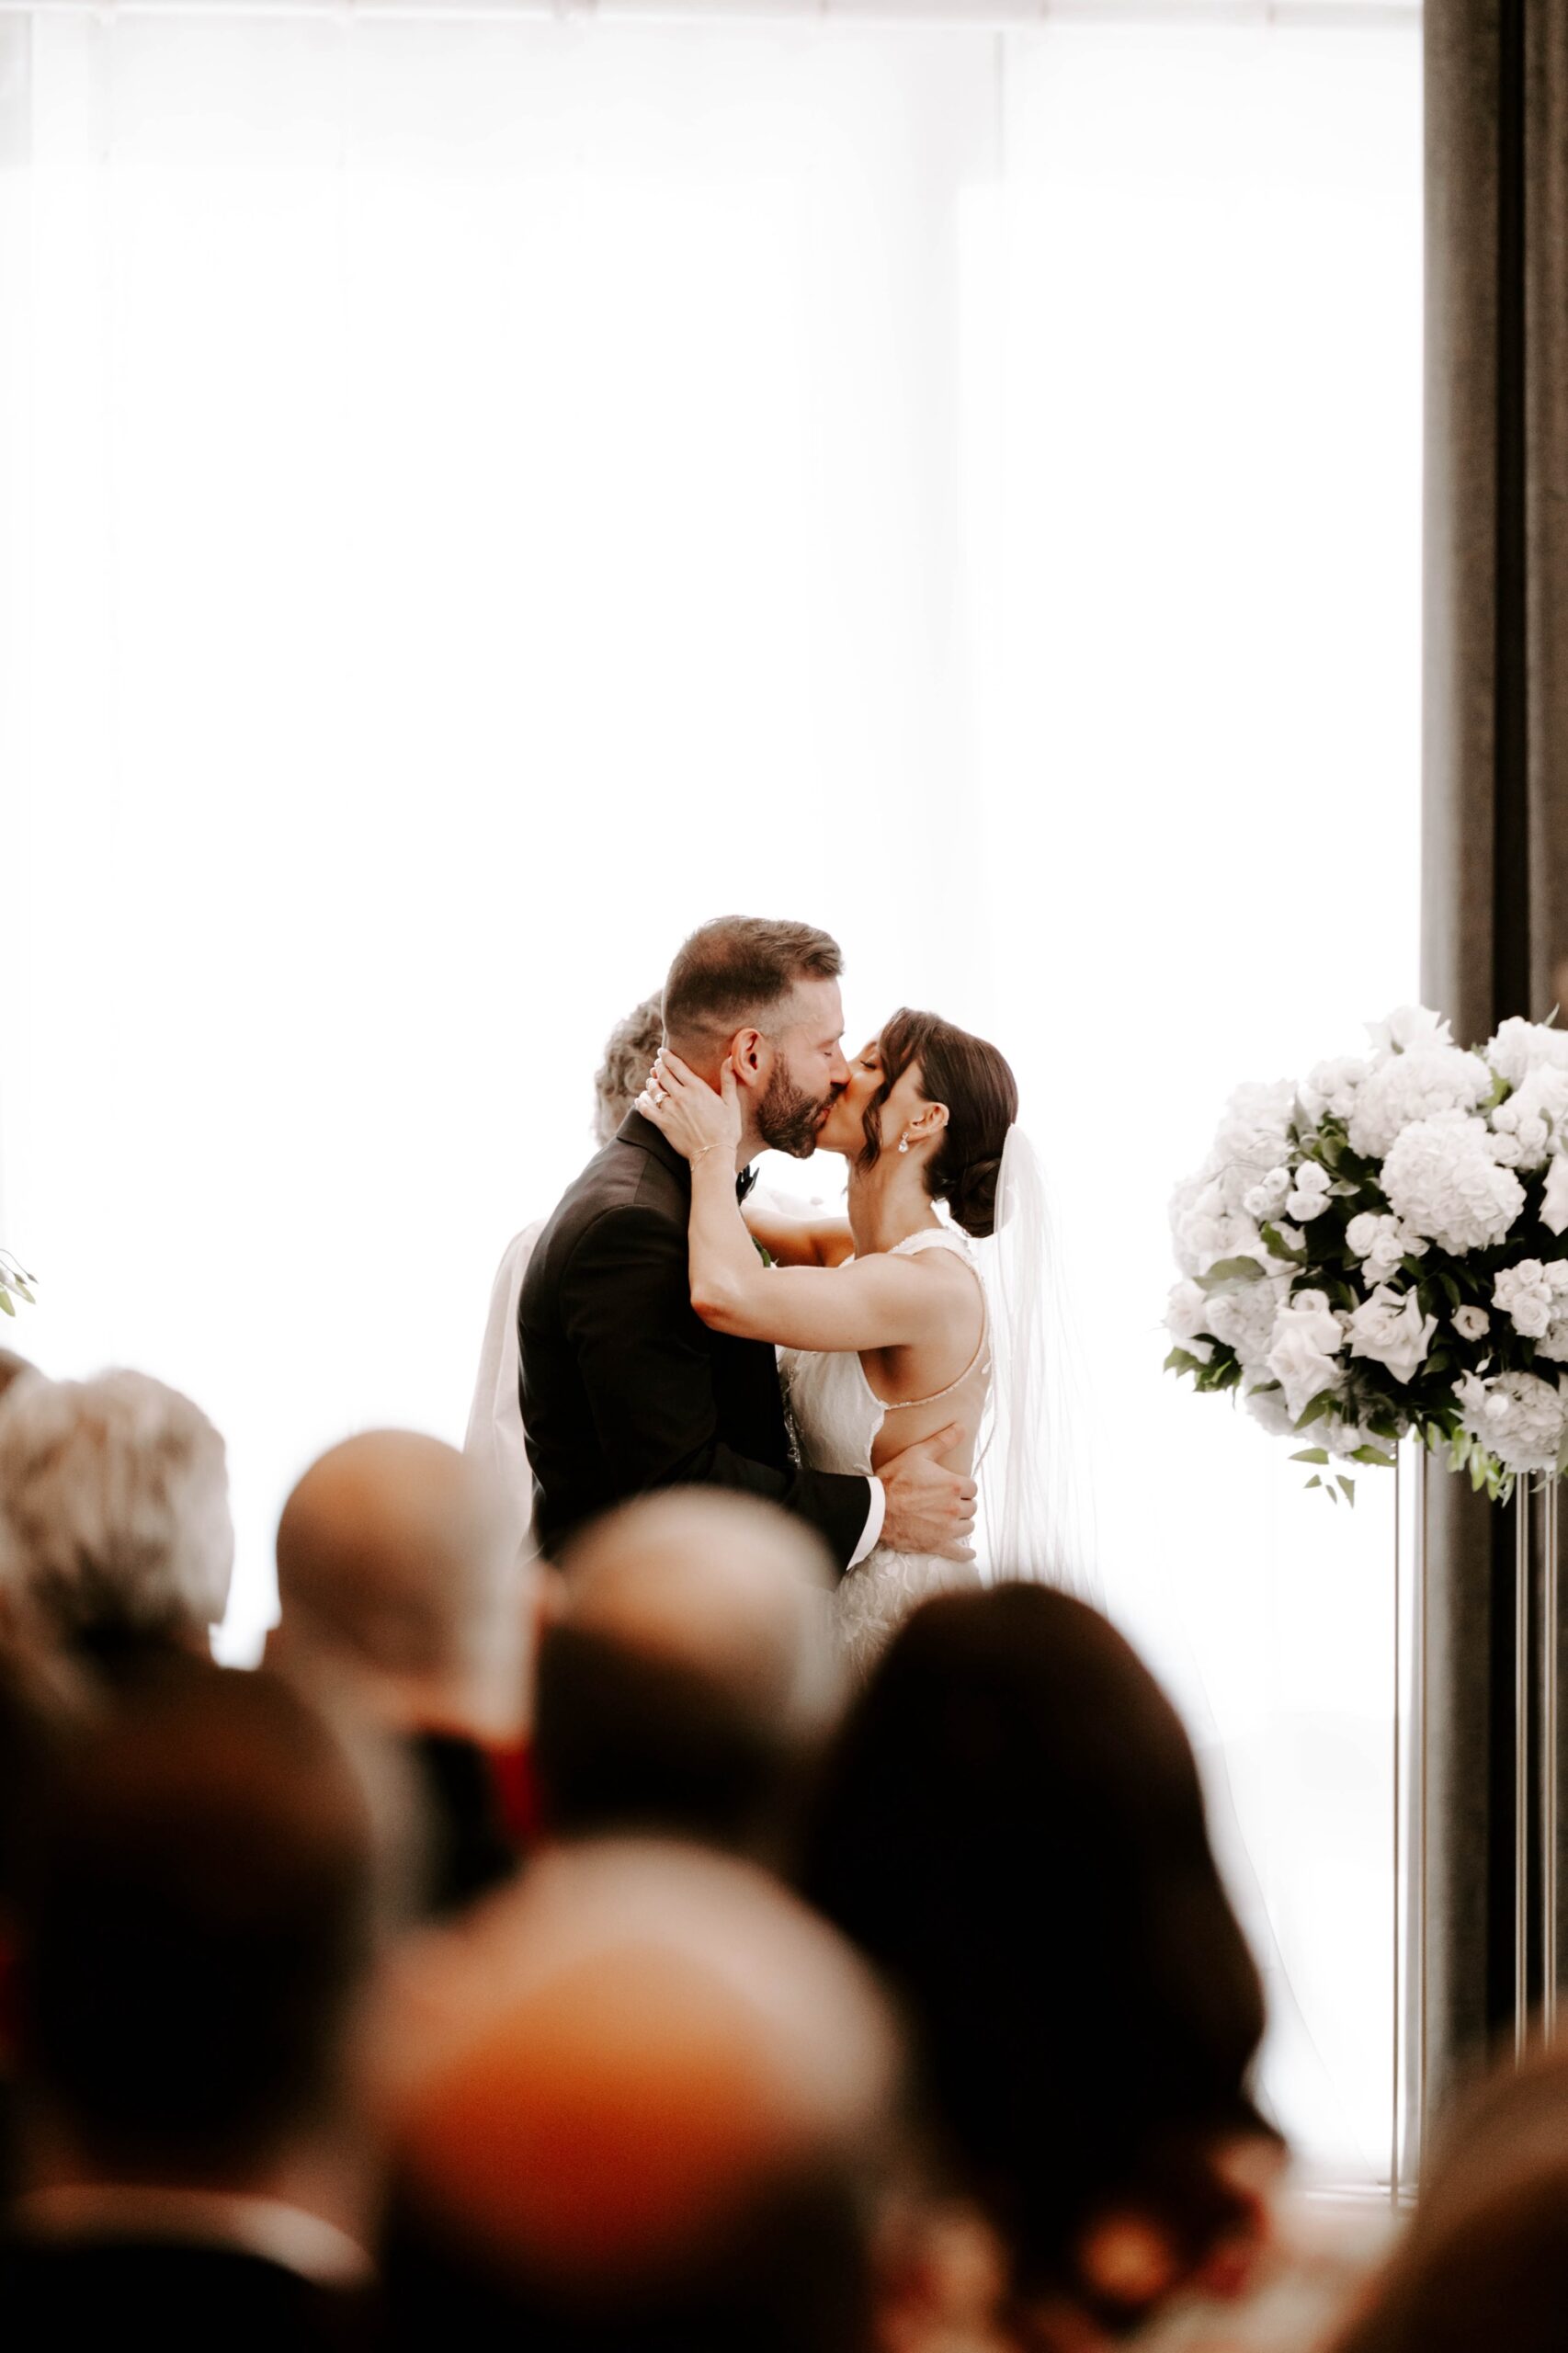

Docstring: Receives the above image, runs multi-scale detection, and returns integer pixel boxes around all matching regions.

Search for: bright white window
[0,2,1420,2180]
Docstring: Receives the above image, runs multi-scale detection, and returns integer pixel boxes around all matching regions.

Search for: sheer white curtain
[0,4,1420,2177]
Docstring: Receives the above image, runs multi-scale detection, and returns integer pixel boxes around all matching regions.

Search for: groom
[519,915,976,1570]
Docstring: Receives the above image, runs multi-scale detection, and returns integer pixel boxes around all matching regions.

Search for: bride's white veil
[975,1126,1098,1598]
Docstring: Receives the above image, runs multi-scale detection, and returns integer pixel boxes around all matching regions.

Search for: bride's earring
[898,1132,911,1154]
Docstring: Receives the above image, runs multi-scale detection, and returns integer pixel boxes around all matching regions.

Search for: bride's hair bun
[857,1008,1018,1239]
[944,1153,1004,1241]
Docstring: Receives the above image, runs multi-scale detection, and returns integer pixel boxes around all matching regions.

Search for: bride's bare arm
[686,1152,947,1349]
[742,1197,855,1269]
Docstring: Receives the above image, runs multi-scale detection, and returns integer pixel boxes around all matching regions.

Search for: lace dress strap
[879,1227,989,1411]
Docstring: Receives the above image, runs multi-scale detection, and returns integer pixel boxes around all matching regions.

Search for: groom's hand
[879,1423,977,1563]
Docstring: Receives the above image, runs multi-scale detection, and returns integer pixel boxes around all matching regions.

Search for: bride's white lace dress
[782,1225,989,1677]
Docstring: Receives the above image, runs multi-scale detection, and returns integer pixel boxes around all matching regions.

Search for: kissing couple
[519,915,1063,1670]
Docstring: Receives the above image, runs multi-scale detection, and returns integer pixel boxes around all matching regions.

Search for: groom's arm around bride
[519,917,975,1569]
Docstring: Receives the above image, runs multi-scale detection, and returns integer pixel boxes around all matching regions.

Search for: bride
[640,1007,1020,1673]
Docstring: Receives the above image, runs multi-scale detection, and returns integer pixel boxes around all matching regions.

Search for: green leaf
[1348,1445,1397,1469]
[0,1291,14,1317]
[1304,1474,1323,1490]
[1198,1256,1266,1291]
[1259,1222,1308,1266]
[1337,1475,1356,1506]
[1294,1389,1339,1431]
[1164,1347,1204,1377]
[1291,1447,1330,1465]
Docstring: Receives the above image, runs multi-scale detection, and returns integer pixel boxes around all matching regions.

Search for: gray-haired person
[464,994,664,1557]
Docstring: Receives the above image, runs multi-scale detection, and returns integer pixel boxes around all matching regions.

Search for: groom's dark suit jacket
[518,1110,869,1567]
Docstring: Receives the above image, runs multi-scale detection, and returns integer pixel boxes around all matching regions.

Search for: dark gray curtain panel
[1422,0,1568,2130]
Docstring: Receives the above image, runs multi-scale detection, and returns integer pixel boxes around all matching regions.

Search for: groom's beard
[756,1066,838,1160]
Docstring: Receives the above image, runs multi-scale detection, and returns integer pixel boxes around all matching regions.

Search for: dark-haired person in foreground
[800,1586,1382,2351]
[519,918,976,1576]
[642,1002,1017,1668]
[0,1659,400,2350]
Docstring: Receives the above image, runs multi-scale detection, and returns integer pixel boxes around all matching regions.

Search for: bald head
[387,1840,903,2345]
[563,1489,838,1726]
[537,1493,841,1853]
[274,1431,529,1742]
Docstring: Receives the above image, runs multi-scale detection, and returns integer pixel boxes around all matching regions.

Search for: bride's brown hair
[857,1008,1017,1240]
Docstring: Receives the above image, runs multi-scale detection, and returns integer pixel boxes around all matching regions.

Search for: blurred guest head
[273,1431,534,1917]
[385,1837,903,2353]
[801,1585,1269,2330]
[593,992,665,1147]
[273,1430,529,1747]
[0,1349,37,1408]
[1332,2044,1568,2353]
[0,1370,233,1659]
[538,1489,840,1858]
[10,1656,398,2209]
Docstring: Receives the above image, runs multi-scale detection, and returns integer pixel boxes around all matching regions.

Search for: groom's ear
[727,1026,767,1093]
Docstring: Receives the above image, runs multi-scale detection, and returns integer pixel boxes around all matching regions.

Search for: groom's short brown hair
[664,917,843,1051]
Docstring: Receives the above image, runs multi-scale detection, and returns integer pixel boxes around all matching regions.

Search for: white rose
[1494,1260,1555,1339]
[1381,1110,1526,1254]
[1346,1283,1437,1388]
[1453,1305,1490,1341]
[1243,1166,1292,1222]
[1347,1045,1494,1159]
[1345,1210,1426,1287]
[1266,1301,1347,1422]
[1292,1289,1331,1316]
[1543,1154,1568,1238]
[1366,1006,1454,1057]
[1286,1163,1333,1222]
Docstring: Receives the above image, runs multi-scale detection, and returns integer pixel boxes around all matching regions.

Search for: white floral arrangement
[1166,1008,1568,1503]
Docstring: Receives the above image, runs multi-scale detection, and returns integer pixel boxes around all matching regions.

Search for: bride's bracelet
[689,1142,722,1169]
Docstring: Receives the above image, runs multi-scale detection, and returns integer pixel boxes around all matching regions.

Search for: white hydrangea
[1347,1045,1494,1159]
[1455,1368,1568,1475]
[1345,1210,1427,1287]
[1169,1079,1294,1277]
[1298,1056,1369,1125]
[1170,1182,1265,1282]
[1484,1016,1568,1092]
[1381,1109,1526,1254]
[1366,1006,1454,1057]
[1244,1383,1297,1439]
[1202,1274,1290,1374]
[1165,1279,1215,1363]
[1207,1081,1299,1212]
